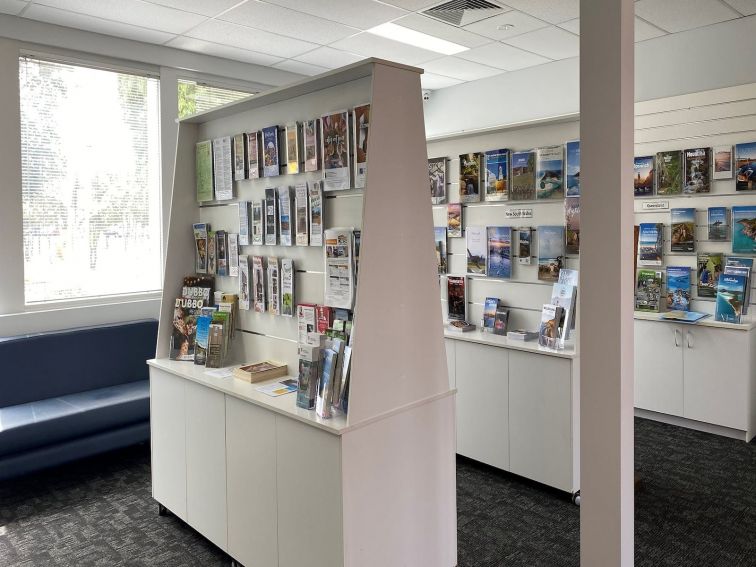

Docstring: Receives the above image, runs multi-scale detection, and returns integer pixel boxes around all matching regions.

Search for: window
[19,57,162,304]
[177,79,252,119]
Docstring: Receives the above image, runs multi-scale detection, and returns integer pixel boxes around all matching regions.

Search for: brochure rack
[149,59,456,567]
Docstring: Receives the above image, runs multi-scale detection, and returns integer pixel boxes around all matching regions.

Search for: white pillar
[579,0,635,565]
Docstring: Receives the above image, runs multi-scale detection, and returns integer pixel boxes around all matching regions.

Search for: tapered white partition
[148,59,456,567]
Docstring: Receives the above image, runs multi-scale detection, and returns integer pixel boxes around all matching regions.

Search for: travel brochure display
[638,223,663,265]
[635,269,663,312]
[735,142,756,191]
[193,223,208,273]
[670,208,695,253]
[212,136,234,201]
[537,225,564,282]
[565,196,580,254]
[267,257,280,315]
[565,140,580,197]
[634,156,655,197]
[713,145,733,180]
[252,256,266,313]
[510,151,536,200]
[697,252,723,298]
[724,256,753,314]
[278,186,294,246]
[732,206,756,253]
[683,147,711,194]
[483,297,498,330]
[324,228,355,309]
[321,110,350,191]
[465,226,486,275]
[429,157,446,204]
[486,226,511,279]
[535,145,564,200]
[251,202,264,245]
[295,184,309,246]
[353,104,370,189]
[708,207,729,241]
[447,203,462,237]
[518,228,532,265]
[281,258,294,317]
[239,255,250,310]
[656,150,682,195]
[303,119,320,173]
[264,187,278,245]
[459,153,481,203]
[538,304,564,348]
[262,126,279,178]
[446,275,466,322]
[483,149,508,201]
[550,283,576,344]
[195,140,213,202]
[245,131,260,179]
[666,266,691,311]
[285,123,301,175]
[434,227,447,274]
[233,134,246,181]
[238,201,250,246]
[308,182,324,246]
[715,274,747,323]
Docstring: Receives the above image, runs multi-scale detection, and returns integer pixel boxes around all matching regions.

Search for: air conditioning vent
[422,0,505,27]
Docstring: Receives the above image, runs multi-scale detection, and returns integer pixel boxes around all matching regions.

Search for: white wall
[0,17,304,336]
[425,14,756,139]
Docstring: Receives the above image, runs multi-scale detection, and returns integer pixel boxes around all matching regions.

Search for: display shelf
[633,310,756,331]
[444,328,577,359]
[152,58,456,567]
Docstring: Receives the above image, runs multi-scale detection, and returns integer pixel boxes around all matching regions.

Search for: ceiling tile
[392,13,492,48]
[462,10,550,40]
[293,46,366,69]
[262,0,407,30]
[380,0,436,10]
[22,4,175,43]
[635,0,740,33]
[329,32,442,65]
[421,72,463,90]
[722,0,756,15]
[457,41,550,71]
[503,26,579,60]
[557,16,669,42]
[0,0,27,16]
[186,19,319,58]
[273,59,330,76]
[501,0,579,24]
[142,0,239,17]
[422,56,504,81]
[32,0,205,34]
[634,16,668,41]
[166,36,284,66]
[220,2,359,45]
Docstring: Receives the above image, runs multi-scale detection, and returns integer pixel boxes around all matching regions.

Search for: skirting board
[634,408,750,442]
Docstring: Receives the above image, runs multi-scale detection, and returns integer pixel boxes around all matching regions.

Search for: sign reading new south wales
[641,200,669,211]
[504,208,533,219]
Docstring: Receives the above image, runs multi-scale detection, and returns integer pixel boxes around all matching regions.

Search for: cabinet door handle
[674,328,680,347]
[686,330,693,349]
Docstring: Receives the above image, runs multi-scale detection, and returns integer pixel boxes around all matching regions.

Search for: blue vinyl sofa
[0,319,158,480]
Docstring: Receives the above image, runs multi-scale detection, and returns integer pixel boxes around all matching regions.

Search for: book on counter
[507,329,538,341]
[448,320,476,332]
[233,361,288,383]
[482,297,499,331]
[660,310,709,323]
[493,307,510,336]
[205,324,225,368]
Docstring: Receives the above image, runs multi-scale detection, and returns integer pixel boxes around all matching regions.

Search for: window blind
[19,56,162,303]
[177,78,252,119]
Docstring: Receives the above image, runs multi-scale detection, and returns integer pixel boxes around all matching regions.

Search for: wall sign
[641,200,669,211]
[504,208,533,219]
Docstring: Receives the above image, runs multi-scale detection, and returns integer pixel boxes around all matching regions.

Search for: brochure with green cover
[196,140,213,202]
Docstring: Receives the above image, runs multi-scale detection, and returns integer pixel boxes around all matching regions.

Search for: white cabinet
[683,326,749,431]
[634,318,756,439]
[185,381,227,552]
[509,351,575,493]
[445,338,456,389]
[150,370,187,521]
[226,396,278,567]
[634,320,684,416]
[454,341,509,470]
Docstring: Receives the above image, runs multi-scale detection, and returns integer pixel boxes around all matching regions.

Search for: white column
[579,0,635,565]
[159,66,178,265]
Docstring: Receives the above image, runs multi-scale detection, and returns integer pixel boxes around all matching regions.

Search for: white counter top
[633,311,756,331]
[443,329,578,359]
[148,358,350,435]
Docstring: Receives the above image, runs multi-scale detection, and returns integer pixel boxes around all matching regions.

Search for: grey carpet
[0,417,754,566]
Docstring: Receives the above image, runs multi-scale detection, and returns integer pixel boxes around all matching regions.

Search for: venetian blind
[177,79,253,119]
[19,56,162,303]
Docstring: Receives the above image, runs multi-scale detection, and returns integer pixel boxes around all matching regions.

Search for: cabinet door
[150,369,187,521]
[634,320,684,416]
[683,327,749,430]
[185,381,228,552]
[508,351,573,492]
[226,396,278,567]
[276,416,343,567]
[454,341,509,470]
[445,338,456,389]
